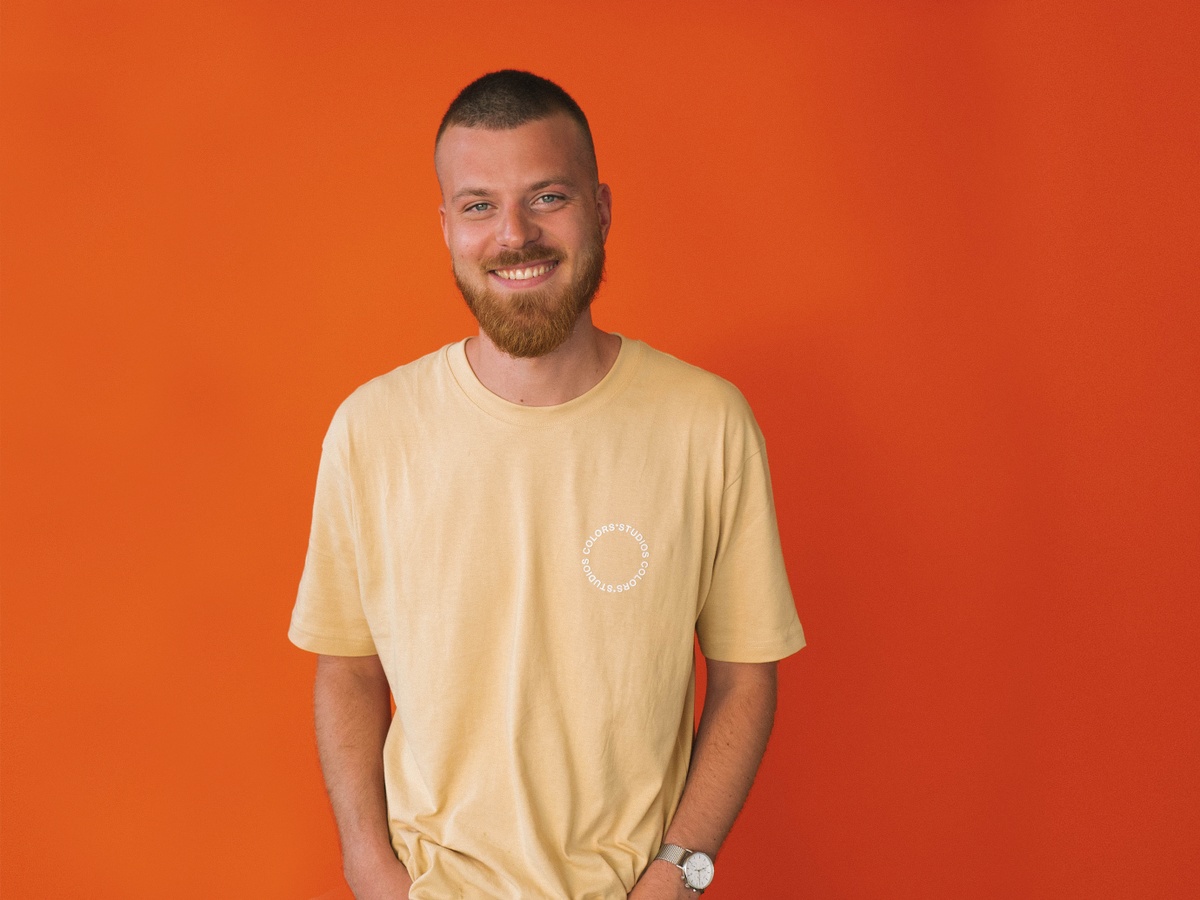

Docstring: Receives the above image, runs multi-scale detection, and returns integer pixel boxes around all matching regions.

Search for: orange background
[2,2,1197,897]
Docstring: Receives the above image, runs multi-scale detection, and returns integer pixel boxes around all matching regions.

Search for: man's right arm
[314,654,413,899]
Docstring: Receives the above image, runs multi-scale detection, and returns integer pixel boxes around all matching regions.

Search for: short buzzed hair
[436,70,598,181]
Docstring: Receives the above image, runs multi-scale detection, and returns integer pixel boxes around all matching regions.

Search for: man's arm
[629,659,778,899]
[314,654,413,899]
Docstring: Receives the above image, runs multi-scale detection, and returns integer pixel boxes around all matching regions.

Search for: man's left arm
[629,659,778,899]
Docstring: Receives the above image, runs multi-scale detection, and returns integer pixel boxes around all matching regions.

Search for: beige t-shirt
[290,337,805,899]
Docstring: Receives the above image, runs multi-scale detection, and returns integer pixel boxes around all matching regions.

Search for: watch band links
[655,843,687,866]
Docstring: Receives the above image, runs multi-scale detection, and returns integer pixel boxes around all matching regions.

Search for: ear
[595,183,613,242]
[439,204,449,249]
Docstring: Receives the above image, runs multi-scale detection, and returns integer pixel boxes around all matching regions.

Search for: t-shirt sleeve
[288,408,378,657]
[696,423,806,663]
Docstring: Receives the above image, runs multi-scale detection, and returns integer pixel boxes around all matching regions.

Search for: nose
[496,205,540,249]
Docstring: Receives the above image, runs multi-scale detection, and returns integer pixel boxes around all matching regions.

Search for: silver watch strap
[655,843,688,866]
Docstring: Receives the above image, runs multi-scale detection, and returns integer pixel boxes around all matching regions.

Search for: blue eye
[466,202,489,213]
[535,194,562,205]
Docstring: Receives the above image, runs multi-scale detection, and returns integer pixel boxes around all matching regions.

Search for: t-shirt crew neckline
[445,334,641,426]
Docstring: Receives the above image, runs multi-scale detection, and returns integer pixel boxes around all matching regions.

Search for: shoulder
[324,342,460,444]
[626,339,756,418]
[622,339,766,467]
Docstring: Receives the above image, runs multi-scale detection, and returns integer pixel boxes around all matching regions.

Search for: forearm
[663,659,777,854]
[632,660,778,897]
[314,654,408,890]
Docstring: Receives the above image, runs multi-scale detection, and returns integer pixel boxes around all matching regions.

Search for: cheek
[448,224,492,258]
[446,234,481,268]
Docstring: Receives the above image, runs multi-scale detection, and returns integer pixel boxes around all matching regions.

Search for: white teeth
[495,263,554,281]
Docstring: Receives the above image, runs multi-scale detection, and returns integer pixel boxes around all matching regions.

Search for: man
[290,70,805,899]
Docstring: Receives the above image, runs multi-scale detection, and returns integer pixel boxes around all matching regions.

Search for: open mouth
[489,260,559,283]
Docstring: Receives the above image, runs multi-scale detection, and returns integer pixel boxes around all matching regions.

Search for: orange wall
[2,2,1196,897]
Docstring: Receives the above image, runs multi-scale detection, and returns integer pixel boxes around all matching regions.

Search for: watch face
[683,852,715,889]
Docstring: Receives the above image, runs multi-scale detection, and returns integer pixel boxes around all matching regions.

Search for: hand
[344,847,413,900]
[628,860,692,900]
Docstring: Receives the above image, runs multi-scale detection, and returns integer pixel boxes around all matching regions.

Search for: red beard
[453,237,606,359]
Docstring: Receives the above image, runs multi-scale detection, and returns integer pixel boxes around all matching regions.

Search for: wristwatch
[654,843,715,893]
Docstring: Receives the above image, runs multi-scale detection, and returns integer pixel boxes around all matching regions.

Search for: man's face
[436,114,612,358]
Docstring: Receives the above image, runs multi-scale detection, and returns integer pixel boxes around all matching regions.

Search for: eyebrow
[530,178,580,193]
[450,178,580,204]
[450,187,491,203]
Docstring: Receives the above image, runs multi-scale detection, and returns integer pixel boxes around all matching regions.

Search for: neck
[466,311,621,406]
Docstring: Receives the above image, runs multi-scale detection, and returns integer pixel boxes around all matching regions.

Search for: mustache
[482,245,562,270]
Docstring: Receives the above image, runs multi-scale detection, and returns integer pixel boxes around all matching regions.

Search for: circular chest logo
[581,522,650,593]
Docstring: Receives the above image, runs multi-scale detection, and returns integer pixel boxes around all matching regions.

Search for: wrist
[343,839,399,876]
[655,843,715,894]
[634,860,693,898]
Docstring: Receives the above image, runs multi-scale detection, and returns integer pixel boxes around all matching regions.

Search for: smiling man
[289,71,805,900]
[440,112,608,363]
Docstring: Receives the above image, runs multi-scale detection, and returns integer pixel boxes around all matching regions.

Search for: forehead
[435,115,593,194]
